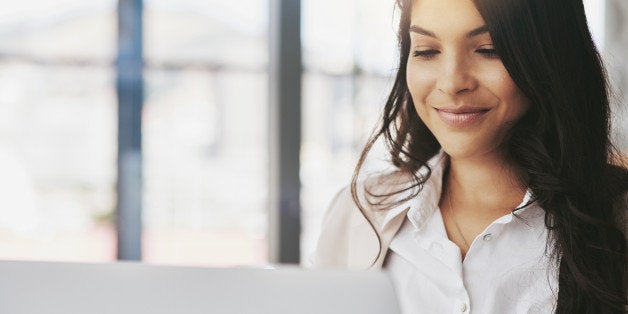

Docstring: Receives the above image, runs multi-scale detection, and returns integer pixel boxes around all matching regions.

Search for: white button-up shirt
[384,153,559,313]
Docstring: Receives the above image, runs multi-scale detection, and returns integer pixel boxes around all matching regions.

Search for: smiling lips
[435,106,491,127]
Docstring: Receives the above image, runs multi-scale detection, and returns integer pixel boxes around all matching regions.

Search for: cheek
[485,67,530,120]
[406,64,437,111]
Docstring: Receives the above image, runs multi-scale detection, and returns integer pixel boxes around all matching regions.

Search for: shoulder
[308,171,414,269]
[307,186,368,269]
[323,171,415,227]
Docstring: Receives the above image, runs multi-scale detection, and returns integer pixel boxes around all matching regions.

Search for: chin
[438,138,497,161]
[431,123,508,159]
[441,146,478,160]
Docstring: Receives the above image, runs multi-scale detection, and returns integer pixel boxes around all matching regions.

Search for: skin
[406,0,530,258]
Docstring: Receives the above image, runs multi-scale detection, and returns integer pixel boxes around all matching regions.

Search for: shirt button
[482,233,493,241]
[460,303,468,312]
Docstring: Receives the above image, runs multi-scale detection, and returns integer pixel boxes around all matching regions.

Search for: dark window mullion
[269,0,302,264]
[116,0,144,261]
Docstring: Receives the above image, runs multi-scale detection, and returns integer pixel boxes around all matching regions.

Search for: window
[142,0,270,266]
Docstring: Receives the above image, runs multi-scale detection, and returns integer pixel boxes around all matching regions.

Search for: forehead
[410,0,486,32]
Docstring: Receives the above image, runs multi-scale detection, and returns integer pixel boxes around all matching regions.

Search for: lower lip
[436,109,490,127]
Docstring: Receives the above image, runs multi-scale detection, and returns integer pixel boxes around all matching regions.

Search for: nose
[436,55,477,95]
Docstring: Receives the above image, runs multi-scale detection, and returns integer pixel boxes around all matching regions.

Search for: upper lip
[435,106,491,114]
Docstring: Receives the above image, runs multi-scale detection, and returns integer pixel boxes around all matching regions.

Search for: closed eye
[476,48,499,59]
[413,49,440,60]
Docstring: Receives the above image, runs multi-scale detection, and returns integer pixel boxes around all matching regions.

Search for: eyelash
[476,48,499,59]
[413,49,439,59]
[412,48,500,60]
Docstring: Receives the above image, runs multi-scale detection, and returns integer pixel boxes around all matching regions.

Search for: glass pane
[0,0,117,261]
[301,0,398,262]
[143,0,269,266]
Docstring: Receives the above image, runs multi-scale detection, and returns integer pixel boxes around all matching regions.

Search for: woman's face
[406,0,529,160]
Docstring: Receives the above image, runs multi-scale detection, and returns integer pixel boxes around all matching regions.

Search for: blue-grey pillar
[269,0,302,264]
[116,0,144,261]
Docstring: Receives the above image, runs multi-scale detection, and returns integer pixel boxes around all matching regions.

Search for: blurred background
[0,0,625,266]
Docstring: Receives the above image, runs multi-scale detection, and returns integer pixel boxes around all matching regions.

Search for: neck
[445,150,526,215]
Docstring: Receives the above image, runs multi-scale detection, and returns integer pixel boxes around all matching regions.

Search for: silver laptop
[0,260,400,314]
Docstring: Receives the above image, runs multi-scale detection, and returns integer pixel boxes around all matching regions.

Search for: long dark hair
[351,0,628,312]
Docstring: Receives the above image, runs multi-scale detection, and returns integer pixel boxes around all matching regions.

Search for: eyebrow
[409,25,489,39]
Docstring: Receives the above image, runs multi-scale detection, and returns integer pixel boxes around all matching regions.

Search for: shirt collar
[406,150,448,231]
[377,150,447,231]
[404,151,543,232]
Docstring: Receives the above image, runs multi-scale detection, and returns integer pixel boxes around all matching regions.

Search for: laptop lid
[0,260,400,314]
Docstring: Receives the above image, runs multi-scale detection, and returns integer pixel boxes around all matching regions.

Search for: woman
[311,0,627,312]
